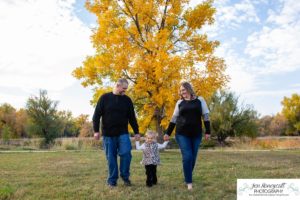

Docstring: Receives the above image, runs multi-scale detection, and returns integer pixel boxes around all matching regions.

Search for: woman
[164,81,211,190]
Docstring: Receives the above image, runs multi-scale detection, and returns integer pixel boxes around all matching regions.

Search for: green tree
[1,124,13,144]
[0,103,17,138]
[209,90,258,144]
[26,90,61,147]
[57,111,78,137]
[281,93,300,135]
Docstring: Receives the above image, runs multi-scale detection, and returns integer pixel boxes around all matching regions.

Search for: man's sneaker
[124,180,132,186]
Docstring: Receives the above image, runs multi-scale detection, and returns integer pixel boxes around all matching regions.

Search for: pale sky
[0,0,300,118]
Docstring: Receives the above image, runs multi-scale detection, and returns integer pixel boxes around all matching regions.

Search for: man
[93,78,140,188]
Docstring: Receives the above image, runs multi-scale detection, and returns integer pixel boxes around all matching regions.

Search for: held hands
[134,134,141,141]
[163,134,170,141]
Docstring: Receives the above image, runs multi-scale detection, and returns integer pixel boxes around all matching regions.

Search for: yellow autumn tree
[73,0,228,140]
[281,93,300,135]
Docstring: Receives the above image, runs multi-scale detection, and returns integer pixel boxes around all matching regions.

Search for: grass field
[1,150,300,200]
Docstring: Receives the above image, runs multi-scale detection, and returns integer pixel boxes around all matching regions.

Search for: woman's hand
[205,134,210,140]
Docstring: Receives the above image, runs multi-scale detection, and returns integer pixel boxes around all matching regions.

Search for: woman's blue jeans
[175,134,202,184]
[103,133,132,186]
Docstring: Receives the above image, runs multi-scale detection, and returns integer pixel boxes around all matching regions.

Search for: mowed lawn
[1,150,300,200]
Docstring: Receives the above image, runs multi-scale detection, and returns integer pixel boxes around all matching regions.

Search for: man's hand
[134,134,140,141]
[94,132,100,140]
[163,134,170,141]
[205,134,210,140]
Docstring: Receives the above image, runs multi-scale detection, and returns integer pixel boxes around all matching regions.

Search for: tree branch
[122,0,146,44]
[122,70,137,84]
[126,30,152,53]
[160,0,169,30]
[145,13,160,30]
[134,14,145,42]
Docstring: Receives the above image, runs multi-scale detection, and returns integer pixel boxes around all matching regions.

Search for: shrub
[201,139,217,149]
[0,185,14,200]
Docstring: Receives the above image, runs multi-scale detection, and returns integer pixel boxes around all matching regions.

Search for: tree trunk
[155,116,163,143]
[154,107,164,143]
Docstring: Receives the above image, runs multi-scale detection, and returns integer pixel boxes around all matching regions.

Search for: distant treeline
[0,90,93,147]
[0,90,299,148]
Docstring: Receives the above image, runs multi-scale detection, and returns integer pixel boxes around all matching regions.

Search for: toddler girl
[135,130,169,187]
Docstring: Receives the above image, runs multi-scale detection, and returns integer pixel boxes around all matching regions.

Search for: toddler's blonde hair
[145,130,157,138]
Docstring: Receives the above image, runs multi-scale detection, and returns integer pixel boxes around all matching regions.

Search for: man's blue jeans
[175,134,202,184]
[103,134,132,186]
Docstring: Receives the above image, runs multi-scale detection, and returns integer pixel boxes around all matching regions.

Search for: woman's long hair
[179,81,197,100]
